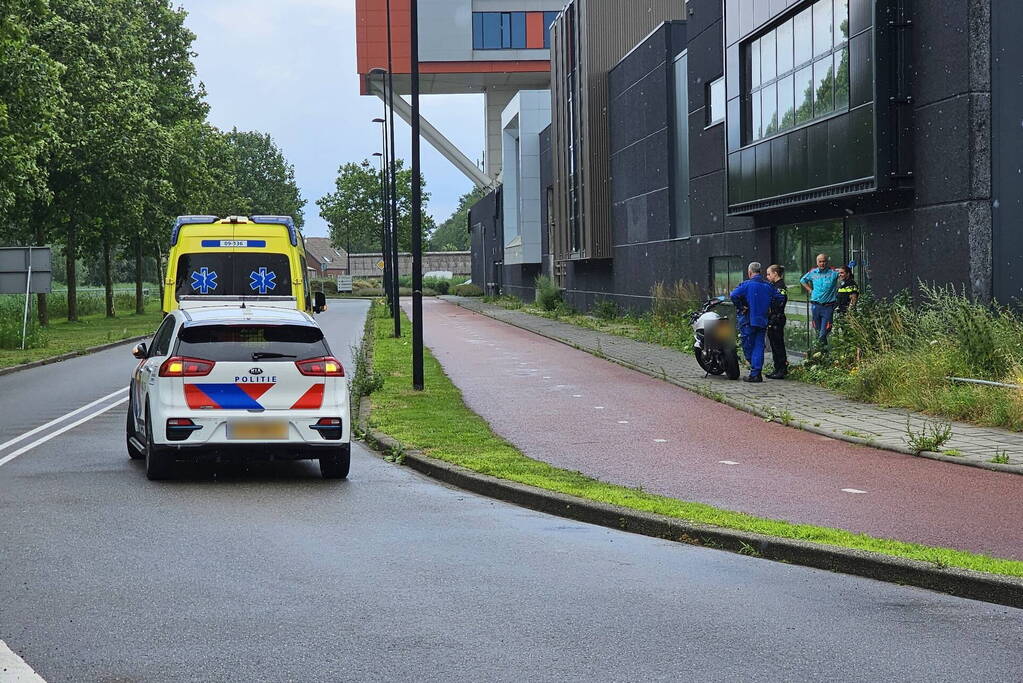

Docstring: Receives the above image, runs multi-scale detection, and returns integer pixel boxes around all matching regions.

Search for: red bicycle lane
[416,298,1023,561]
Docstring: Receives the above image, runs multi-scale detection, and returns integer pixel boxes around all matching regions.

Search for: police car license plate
[228,420,288,440]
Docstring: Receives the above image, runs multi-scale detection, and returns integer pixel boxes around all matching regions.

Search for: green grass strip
[0,307,163,369]
[367,303,1023,578]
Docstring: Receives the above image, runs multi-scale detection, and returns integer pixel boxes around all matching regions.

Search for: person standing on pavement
[731,262,783,383]
[765,264,788,379]
[800,253,841,347]
[836,265,860,315]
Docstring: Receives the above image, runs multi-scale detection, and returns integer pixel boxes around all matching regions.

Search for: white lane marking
[594,406,605,410]
[542,376,551,379]
[572,394,582,398]
[0,387,128,454]
[0,640,46,681]
[842,488,867,494]
[618,420,629,424]
[654,439,668,443]
[719,460,739,465]
[0,397,128,468]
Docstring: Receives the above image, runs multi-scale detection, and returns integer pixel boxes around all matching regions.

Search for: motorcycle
[690,296,741,380]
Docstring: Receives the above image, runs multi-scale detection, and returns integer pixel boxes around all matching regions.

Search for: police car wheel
[126,398,143,460]
[144,404,174,481]
[319,444,351,480]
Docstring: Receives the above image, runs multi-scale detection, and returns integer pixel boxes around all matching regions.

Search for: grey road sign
[0,247,52,295]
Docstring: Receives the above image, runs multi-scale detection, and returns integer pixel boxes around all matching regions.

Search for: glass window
[795,65,814,124]
[750,39,761,89]
[708,77,726,125]
[711,257,746,297]
[778,74,795,130]
[813,56,835,116]
[834,48,849,110]
[177,325,330,362]
[794,7,813,67]
[762,81,778,136]
[481,12,502,48]
[473,13,484,50]
[761,29,776,82]
[674,53,691,239]
[835,0,849,43]
[175,253,293,301]
[501,13,512,48]
[510,12,526,49]
[151,316,176,357]
[813,0,833,57]
[776,19,793,75]
[750,89,762,141]
[544,11,559,49]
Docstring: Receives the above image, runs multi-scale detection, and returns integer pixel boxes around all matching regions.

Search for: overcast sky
[176,0,485,238]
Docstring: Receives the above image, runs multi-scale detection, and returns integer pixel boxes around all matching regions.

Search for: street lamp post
[371,143,391,311]
[385,0,401,340]
[410,0,424,390]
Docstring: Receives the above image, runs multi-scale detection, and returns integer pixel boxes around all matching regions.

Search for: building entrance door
[773,220,853,353]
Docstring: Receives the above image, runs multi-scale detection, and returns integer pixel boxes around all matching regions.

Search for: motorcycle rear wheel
[724,348,740,380]
[695,348,725,375]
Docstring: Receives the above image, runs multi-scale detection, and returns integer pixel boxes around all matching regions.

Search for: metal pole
[21,247,32,350]
[386,0,401,339]
[410,0,424,390]
[378,116,393,311]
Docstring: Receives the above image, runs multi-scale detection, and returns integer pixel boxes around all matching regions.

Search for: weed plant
[797,285,1023,431]
[534,275,562,312]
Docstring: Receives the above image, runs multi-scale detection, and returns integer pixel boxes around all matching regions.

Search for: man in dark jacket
[731,262,784,383]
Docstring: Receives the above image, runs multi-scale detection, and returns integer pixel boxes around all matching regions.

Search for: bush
[0,296,44,349]
[452,283,483,297]
[354,288,385,297]
[434,280,450,295]
[592,298,619,321]
[534,275,562,312]
[313,279,339,295]
[652,281,701,323]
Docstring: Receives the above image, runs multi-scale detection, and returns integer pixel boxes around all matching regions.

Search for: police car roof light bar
[171,215,220,246]
[249,215,299,246]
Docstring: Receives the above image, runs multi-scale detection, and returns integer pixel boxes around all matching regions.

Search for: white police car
[126,303,351,480]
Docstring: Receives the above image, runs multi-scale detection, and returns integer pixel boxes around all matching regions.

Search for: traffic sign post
[337,275,354,293]
[0,247,53,350]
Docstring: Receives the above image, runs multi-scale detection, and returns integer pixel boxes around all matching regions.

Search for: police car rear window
[176,253,292,300]
[176,325,329,362]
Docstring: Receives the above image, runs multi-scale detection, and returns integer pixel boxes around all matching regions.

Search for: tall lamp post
[410,0,424,390]
[384,0,401,339]
[371,143,391,312]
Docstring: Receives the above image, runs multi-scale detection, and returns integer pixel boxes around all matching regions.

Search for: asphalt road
[417,299,1023,561]
[0,300,1021,682]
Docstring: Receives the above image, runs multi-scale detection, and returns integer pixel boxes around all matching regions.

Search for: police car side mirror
[313,291,327,314]
[132,342,148,359]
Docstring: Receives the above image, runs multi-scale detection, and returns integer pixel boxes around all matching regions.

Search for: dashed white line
[719,460,739,465]
[0,639,46,681]
[618,420,629,424]
[572,394,582,398]
[842,488,867,494]
[594,406,605,410]
[653,439,668,443]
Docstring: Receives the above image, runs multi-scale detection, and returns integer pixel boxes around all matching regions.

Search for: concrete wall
[348,252,471,278]
[503,90,552,265]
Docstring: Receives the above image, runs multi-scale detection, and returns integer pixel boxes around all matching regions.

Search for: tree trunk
[103,237,114,318]
[66,226,77,322]
[155,247,165,313]
[135,238,144,315]
[34,226,48,327]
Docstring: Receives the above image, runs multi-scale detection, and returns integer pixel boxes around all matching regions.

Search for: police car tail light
[295,356,345,377]
[159,356,215,377]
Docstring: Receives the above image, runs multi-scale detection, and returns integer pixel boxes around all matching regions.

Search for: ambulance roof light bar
[171,215,219,246]
[250,215,299,246]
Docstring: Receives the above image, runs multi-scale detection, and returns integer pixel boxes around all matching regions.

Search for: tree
[317,158,430,254]
[223,129,306,226]
[428,186,485,251]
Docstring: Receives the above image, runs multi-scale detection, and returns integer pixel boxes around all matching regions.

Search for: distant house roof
[304,237,348,270]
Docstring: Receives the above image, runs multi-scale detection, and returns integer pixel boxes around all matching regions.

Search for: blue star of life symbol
[189,267,218,294]
[249,267,277,295]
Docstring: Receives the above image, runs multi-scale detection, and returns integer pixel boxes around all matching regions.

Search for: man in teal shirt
[800,253,841,346]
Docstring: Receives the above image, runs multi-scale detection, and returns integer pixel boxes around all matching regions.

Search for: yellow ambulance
[163,215,323,314]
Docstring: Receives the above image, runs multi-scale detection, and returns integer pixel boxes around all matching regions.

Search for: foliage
[223,128,306,226]
[652,280,701,323]
[534,275,562,312]
[317,159,431,254]
[796,285,1023,431]
[452,283,483,297]
[904,418,953,454]
[366,308,1023,579]
[427,186,485,251]
[592,298,619,321]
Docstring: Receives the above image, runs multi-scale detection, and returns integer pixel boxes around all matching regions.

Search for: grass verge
[367,301,1023,578]
[0,306,162,369]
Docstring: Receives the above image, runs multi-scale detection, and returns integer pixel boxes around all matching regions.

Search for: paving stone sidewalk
[445,296,1023,475]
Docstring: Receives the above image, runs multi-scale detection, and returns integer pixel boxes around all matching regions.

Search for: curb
[0,335,149,378]
[357,426,1023,609]
[445,298,1023,477]
[354,314,1023,609]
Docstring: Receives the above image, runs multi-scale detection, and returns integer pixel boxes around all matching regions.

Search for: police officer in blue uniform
[731,262,785,383]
